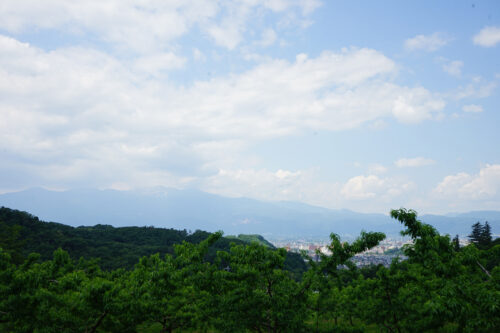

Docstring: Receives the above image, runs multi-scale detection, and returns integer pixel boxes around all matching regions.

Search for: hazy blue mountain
[1,187,499,238]
[444,211,500,220]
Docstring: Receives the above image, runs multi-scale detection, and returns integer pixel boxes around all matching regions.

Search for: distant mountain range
[1,187,499,239]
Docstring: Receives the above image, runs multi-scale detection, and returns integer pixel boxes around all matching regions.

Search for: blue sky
[0,0,499,214]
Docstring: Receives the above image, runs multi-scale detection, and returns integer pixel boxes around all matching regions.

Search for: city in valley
[270,237,470,267]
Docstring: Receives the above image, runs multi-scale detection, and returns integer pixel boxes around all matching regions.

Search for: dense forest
[0,206,499,332]
[0,207,306,276]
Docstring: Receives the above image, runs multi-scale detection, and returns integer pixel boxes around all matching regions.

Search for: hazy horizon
[2,186,500,217]
[2,187,500,240]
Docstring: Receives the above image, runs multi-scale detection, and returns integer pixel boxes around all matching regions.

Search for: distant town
[271,237,471,267]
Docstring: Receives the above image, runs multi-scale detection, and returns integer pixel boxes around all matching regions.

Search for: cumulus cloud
[204,168,303,199]
[0,1,209,52]
[473,26,500,47]
[462,104,483,113]
[341,175,413,200]
[201,167,344,208]
[433,164,500,200]
[201,167,405,213]
[0,0,320,52]
[204,1,321,49]
[2,1,498,215]
[395,157,435,168]
[134,53,186,75]
[0,34,445,200]
[404,32,449,52]
[391,87,445,123]
[207,21,245,50]
[341,175,384,200]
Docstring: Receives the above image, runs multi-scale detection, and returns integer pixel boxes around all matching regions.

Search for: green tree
[214,242,308,332]
[119,232,223,332]
[306,231,385,331]
[453,234,460,252]
[0,221,24,264]
[361,208,500,332]
[0,248,128,333]
[469,222,484,246]
[482,221,492,247]
[469,221,493,249]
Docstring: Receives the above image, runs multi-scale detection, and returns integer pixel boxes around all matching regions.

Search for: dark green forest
[0,207,306,276]
[0,206,499,332]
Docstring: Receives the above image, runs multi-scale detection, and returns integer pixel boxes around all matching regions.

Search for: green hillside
[0,206,306,275]
[226,234,276,248]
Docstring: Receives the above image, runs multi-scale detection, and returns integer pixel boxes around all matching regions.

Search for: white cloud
[203,1,315,50]
[453,80,497,100]
[341,175,413,200]
[0,34,445,199]
[207,20,245,50]
[134,53,186,75]
[462,104,483,113]
[391,87,445,123]
[442,60,463,77]
[199,0,320,50]
[433,172,471,197]
[298,0,323,15]
[404,32,449,52]
[1,1,498,216]
[473,26,500,47]
[200,167,413,213]
[201,167,341,208]
[0,1,212,53]
[204,168,302,199]
[433,164,500,200]
[395,157,435,168]
[342,175,383,199]
[0,0,320,52]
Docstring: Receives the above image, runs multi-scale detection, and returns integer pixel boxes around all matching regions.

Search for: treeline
[0,207,306,276]
[0,208,499,332]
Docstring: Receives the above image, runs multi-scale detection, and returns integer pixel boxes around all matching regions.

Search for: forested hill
[226,234,275,248]
[0,206,306,275]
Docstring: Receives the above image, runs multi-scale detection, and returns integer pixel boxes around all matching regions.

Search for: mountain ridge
[1,187,499,238]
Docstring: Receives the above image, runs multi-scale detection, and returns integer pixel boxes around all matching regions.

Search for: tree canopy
[0,206,499,332]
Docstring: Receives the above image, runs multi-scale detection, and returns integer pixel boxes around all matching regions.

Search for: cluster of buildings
[350,254,404,267]
[271,237,413,267]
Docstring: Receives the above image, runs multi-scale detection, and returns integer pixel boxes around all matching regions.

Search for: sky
[0,0,499,214]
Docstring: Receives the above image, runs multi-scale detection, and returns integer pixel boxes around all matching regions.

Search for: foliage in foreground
[0,208,499,332]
